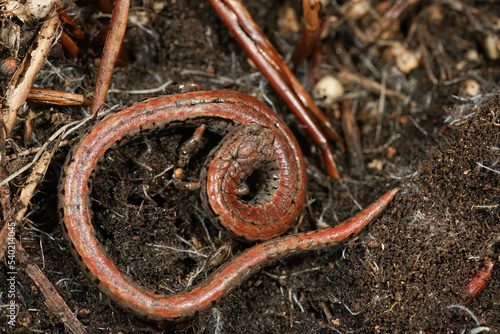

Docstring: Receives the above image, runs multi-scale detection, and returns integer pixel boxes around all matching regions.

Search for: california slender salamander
[59,90,398,321]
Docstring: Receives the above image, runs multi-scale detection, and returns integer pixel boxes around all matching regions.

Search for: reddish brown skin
[59,90,398,321]
[460,259,494,304]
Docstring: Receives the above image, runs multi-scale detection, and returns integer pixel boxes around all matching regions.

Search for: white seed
[396,48,420,74]
[383,42,420,74]
[483,34,499,60]
[339,0,369,20]
[465,49,479,62]
[460,79,480,97]
[313,76,344,106]
[367,159,383,170]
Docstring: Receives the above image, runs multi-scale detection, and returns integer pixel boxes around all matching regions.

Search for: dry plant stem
[0,124,9,209]
[0,219,9,264]
[405,11,418,45]
[56,4,85,40]
[365,0,422,42]
[15,240,88,334]
[330,43,357,74]
[1,7,60,135]
[308,43,324,84]
[419,40,438,85]
[59,31,80,57]
[0,7,60,262]
[338,71,407,101]
[417,25,452,82]
[208,0,342,179]
[89,0,130,115]
[340,99,364,174]
[6,140,69,161]
[291,0,322,66]
[0,140,59,261]
[0,129,11,263]
[24,118,33,145]
[28,88,91,106]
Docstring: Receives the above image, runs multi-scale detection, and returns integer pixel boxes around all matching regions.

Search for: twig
[0,116,93,188]
[365,0,422,43]
[59,32,80,57]
[408,115,428,136]
[89,0,130,115]
[291,0,323,66]
[318,301,333,322]
[2,7,61,135]
[0,137,60,261]
[375,73,387,141]
[0,111,93,261]
[340,99,364,175]
[363,134,400,154]
[419,34,438,85]
[15,241,88,334]
[56,4,85,40]
[0,128,11,262]
[338,70,407,101]
[27,88,91,105]
[417,24,453,82]
[108,80,173,94]
[7,140,69,161]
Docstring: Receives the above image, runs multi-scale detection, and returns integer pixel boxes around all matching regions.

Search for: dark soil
[1,0,499,333]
